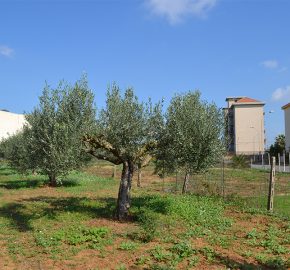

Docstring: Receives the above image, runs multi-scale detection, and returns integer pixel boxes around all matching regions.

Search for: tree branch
[83,135,121,159]
[85,149,122,165]
[134,141,156,162]
[138,154,152,168]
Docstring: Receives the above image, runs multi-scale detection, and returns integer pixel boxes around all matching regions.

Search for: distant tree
[83,84,163,220]
[231,155,249,169]
[269,134,285,157]
[155,91,225,194]
[1,76,96,186]
[0,131,32,173]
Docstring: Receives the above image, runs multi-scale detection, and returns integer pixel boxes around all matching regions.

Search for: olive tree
[156,91,225,194]
[83,84,163,220]
[1,76,96,186]
[0,131,33,173]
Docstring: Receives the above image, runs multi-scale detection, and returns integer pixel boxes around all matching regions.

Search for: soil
[0,163,289,270]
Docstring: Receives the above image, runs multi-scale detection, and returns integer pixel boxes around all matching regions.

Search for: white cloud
[272,86,290,101]
[0,45,14,57]
[146,0,217,24]
[261,60,279,69]
[278,67,288,73]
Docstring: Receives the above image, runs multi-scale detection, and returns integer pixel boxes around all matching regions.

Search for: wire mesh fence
[251,152,290,172]
[158,157,289,217]
[87,158,289,218]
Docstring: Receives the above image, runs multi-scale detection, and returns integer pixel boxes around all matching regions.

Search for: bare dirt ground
[0,162,289,270]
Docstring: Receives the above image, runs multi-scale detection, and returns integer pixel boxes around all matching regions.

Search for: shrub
[137,208,159,242]
[231,155,249,169]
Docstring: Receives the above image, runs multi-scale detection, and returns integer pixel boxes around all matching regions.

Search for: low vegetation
[0,161,289,269]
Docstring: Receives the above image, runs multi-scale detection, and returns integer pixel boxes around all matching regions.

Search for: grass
[0,160,289,269]
[234,194,290,219]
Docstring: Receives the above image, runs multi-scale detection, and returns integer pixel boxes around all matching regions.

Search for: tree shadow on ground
[0,194,170,232]
[131,195,169,215]
[0,202,34,231]
[0,166,16,176]
[0,196,117,232]
[0,178,80,190]
[216,254,287,270]
[0,179,46,189]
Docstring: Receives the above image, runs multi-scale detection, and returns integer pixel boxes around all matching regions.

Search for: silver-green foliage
[1,76,96,185]
[96,84,163,161]
[0,132,32,174]
[83,84,163,220]
[157,91,225,176]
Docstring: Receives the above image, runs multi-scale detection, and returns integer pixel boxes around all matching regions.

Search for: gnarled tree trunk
[182,171,190,194]
[49,174,57,187]
[116,160,134,220]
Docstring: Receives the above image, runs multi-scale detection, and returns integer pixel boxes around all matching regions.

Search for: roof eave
[282,103,290,110]
[232,102,265,106]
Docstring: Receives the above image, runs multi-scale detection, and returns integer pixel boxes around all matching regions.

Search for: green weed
[170,241,196,259]
[119,241,138,251]
[201,246,216,262]
[135,255,150,266]
[151,246,173,262]
[188,255,200,267]
[137,208,159,242]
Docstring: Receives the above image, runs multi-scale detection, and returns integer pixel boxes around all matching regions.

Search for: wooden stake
[221,157,225,197]
[283,151,286,172]
[267,157,275,212]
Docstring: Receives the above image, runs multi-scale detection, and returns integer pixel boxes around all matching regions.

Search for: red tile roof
[236,97,260,103]
[282,103,290,110]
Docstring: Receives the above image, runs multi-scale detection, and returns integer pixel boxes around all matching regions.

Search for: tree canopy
[156,91,225,193]
[1,76,96,186]
[83,84,163,220]
[269,134,285,157]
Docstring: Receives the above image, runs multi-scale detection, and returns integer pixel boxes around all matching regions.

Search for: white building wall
[284,108,290,152]
[0,111,26,141]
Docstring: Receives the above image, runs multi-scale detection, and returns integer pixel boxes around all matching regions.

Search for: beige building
[224,97,265,155]
[0,110,26,141]
[282,103,290,152]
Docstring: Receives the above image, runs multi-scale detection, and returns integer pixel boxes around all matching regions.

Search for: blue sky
[1,0,290,146]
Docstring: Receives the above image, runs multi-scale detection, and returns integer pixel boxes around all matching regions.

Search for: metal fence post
[267,157,275,212]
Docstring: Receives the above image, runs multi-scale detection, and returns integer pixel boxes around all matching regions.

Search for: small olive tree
[156,91,225,194]
[83,84,163,220]
[1,76,96,186]
[0,131,33,173]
